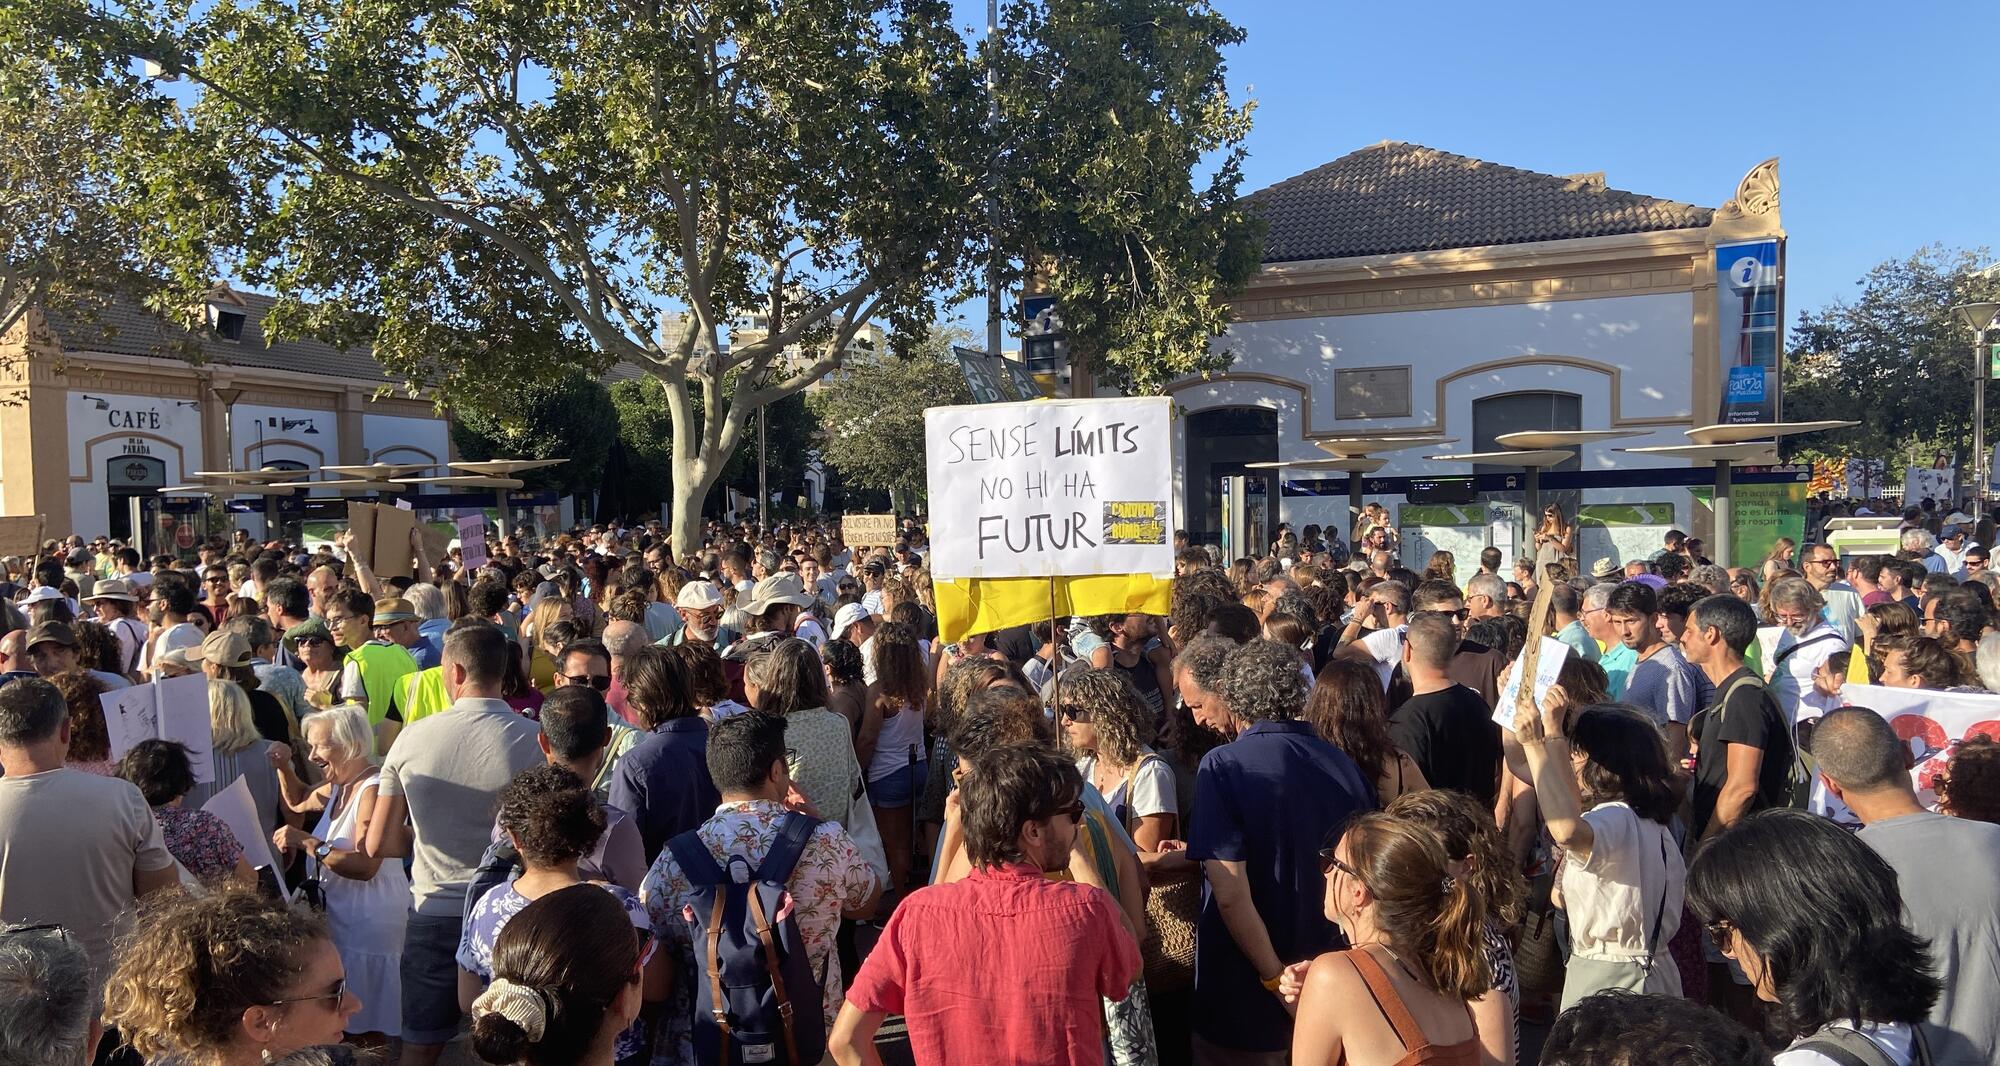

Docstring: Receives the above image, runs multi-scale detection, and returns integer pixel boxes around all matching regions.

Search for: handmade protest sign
[842,514,898,548]
[0,515,46,556]
[457,513,489,570]
[925,396,1173,640]
[1495,637,1571,730]
[204,775,288,891]
[102,673,214,784]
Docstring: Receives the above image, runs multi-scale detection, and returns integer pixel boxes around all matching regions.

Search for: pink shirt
[845,862,1139,1065]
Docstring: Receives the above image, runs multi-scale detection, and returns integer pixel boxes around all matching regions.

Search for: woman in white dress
[271,701,410,1043]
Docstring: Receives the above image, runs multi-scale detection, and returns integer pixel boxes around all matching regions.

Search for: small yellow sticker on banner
[933,574,1174,645]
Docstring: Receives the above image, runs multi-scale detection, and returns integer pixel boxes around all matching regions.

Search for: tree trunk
[668,465,716,563]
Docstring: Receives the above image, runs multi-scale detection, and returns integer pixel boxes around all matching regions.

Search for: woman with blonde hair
[269,702,409,1042]
[1533,504,1575,569]
[520,596,573,693]
[1761,536,1798,583]
[1423,550,1458,586]
[102,887,360,1066]
[1280,812,1490,1065]
[184,679,290,843]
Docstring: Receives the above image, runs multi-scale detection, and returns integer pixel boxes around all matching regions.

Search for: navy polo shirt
[1186,718,1372,1052]
[606,716,720,864]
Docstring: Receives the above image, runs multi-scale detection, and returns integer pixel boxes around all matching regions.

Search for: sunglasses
[1045,801,1085,823]
[1059,706,1092,723]
[564,674,612,691]
[265,975,347,1008]
[1318,847,1360,880]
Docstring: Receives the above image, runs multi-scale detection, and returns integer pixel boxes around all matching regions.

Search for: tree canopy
[451,372,616,498]
[809,325,973,505]
[22,0,1259,551]
[1783,245,2000,466]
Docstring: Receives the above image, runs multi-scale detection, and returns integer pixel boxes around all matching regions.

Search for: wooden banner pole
[1048,574,1062,721]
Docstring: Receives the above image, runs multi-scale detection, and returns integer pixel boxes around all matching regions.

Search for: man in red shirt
[829,744,1141,1065]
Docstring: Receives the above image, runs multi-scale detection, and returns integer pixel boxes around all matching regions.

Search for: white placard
[457,513,489,570]
[924,396,1174,580]
[202,774,288,884]
[1904,467,1952,508]
[1493,637,1572,730]
[1836,684,2000,805]
[101,674,215,784]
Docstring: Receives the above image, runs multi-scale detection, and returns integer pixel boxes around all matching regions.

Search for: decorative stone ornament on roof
[1246,140,1719,264]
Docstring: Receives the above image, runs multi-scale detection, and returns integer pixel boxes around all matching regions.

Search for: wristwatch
[313,840,334,862]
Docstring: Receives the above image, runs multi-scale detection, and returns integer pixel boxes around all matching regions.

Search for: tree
[34,0,1258,554]
[0,46,218,368]
[810,325,972,509]
[992,0,1264,393]
[1782,245,2000,467]
[451,373,617,499]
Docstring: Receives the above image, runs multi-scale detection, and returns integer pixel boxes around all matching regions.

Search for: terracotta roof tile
[43,289,399,383]
[1248,141,1714,263]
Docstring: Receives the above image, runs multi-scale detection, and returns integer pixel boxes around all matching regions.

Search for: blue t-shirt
[1185,719,1373,1052]
[1620,644,1706,728]
[1599,642,1639,700]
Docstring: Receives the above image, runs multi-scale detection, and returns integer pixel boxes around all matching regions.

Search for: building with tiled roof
[1163,143,1788,572]
[0,284,453,543]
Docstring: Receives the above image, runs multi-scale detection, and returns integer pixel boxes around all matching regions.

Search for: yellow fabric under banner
[934,573,1174,644]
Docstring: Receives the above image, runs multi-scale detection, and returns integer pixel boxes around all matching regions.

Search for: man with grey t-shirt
[366,622,541,1066]
[1815,709,2000,1066]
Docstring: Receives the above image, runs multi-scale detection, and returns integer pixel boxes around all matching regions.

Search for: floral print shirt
[459,881,653,1062]
[154,804,244,881]
[641,799,879,1047]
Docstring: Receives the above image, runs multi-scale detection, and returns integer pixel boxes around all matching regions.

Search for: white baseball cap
[830,602,871,640]
[675,581,725,610]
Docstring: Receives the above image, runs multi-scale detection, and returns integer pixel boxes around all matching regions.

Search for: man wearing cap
[831,601,875,662]
[662,580,734,651]
[25,622,132,691]
[1936,524,1976,576]
[84,579,148,677]
[337,598,422,738]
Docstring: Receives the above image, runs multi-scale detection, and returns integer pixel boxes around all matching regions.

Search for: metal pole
[1523,466,1541,534]
[1976,328,1988,511]
[757,409,768,536]
[493,488,510,544]
[1349,473,1364,552]
[984,0,1002,363]
[1713,459,1734,569]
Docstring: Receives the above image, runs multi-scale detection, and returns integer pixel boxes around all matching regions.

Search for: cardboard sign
[102,674,215,784]
[841,514,898,548]
[0,515,46,556]
[457,513,489,570]
[346,502,418,579]
[924,396,1173,581]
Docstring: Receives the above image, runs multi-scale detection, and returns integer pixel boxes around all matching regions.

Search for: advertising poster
[1716,238,1783,425]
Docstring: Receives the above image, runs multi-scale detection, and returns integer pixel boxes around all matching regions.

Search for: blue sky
[951,0,1999,344]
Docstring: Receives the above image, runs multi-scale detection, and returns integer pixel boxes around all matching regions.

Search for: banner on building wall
[1693,482,1805,569]
[1716,238,1784,425]
[925,396,1173,641]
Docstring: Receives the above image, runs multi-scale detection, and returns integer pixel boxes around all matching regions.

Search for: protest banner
[1495,637,1570,730]
[0,515,46,556]
[1837,683,2000,802]
[924,396,1173,642]
[841,514,898,549]
[457,513,489,570]
[102,673,214,784]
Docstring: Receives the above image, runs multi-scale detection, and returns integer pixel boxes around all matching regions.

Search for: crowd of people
[0,503,1997,1066]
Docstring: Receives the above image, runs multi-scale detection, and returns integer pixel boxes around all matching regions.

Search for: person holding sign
[1513,692,1685,1009]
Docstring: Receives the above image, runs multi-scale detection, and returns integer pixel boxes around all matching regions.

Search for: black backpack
[664,812,826,1066]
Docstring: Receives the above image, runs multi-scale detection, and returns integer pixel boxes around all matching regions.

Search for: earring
[261,1051,274,1064]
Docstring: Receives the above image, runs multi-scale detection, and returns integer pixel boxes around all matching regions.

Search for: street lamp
[210,386,245,471]
[1954,302,2000,510]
